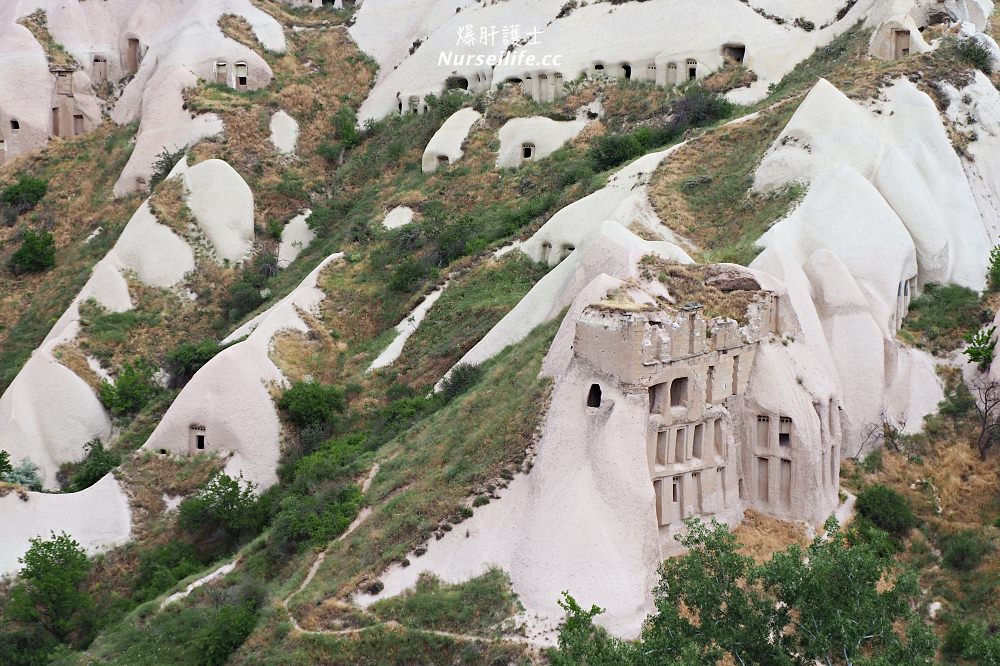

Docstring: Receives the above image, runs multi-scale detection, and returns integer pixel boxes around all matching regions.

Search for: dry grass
[219,14,263,52]
[251,0,349,27]
[639,256,764,323]
[51,342,105,391]
[116,451,225,540]
[270,318,346,385]
[18,10,77,68]
[0,121,143,391]
[147,177,193,237]
[733,509,809,562]
[703,62,758,94]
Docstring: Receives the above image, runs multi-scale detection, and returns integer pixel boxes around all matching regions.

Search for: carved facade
[573,285,841,549]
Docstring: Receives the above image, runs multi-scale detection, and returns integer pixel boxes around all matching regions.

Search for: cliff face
[0,0,998,661]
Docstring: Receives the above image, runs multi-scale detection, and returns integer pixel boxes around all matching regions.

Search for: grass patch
[389,254,548,386]
[900,283,984,354]
[370,568,519,636]
[286,320,555,632]
[267,623,532,665]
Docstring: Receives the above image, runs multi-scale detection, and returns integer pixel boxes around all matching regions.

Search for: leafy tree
[552,518,935,665]
[856,483,916,536]
[0,449,11,477]
[762,520,936,665]
[7,532,94,643]
[965,325,996,371]
[278,380,345,428]
[9,230,55,275]
[99,359,159,415]
[64,439,121,492]
[178,473,263,549]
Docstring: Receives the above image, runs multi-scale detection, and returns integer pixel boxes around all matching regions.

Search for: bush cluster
[63,439,121,492]
[587,86,732,170]
[2,176,48,210]
[856,484,916,537]
[165,339,223,387]
[941,529,992,571]
[278,380,346,428]
[9,229,55,274]
[99,359,159,415]
[178,473,265,550]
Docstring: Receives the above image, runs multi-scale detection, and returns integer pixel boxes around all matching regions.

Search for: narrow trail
[277,462,546,651]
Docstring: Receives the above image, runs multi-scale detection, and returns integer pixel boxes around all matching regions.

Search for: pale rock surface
[441,222,691,386]
[496,116,586,168]
[351,0,873,122]
[278,210,315,266]
[142,253,345,488]
[0,475,132,576]
[181,159,255,264]
[382,205,415,230]
[422,107,481,172]
[0,159,253,487]
[754,78,990,291]
[369,283,448,371]
[270,110,299,155]
[519,145,690,265]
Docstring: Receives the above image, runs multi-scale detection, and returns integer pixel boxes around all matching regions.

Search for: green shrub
[133,541,204,602]
[370,569,517,634]
[939,380,976,417]
[2,176,48,209]
[3,457,42,490]
[665,85,733,135]
[942,621,979,661]
[268,484,362,555]
[389,257,432,291]
[224,280,264,320]
[965,326,996,371]
[941,530,992,571]
[958,37,993,74]
[99,359,159,415]
[278,380,345,427]
[439,363,483,402]
[856,484,916,537]
[989,246,1000,292]
[178,473,264,548]
[64,439,121,492]
[148,148,185,189]
[165,339,223,387]
[0,449,11,478]
[588,133,644,171]
[9,229,55,274]
[195,600,260,666]
[333,107,361,149]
